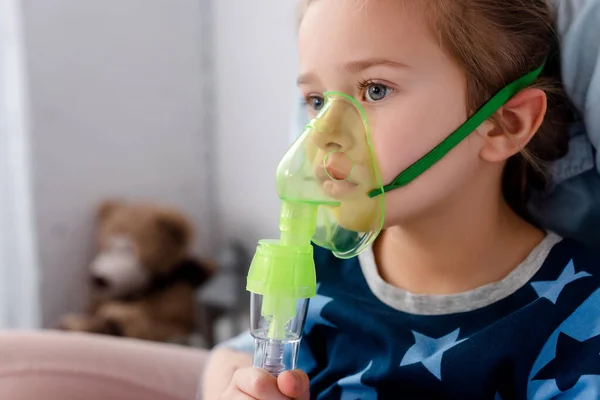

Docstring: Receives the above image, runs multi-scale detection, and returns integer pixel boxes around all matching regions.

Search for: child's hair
[298,0,574,222]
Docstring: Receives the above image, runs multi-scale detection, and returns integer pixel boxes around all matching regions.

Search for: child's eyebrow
[297,72,318,86]
[344,58,410,73]
[296,58,410,86]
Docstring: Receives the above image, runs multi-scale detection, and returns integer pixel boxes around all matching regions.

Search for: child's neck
[373,195,545,295]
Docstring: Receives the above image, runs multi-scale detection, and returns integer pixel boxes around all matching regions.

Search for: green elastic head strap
[369,60,547,198]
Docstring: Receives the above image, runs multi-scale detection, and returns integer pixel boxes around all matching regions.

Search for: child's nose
[311,113,355,151]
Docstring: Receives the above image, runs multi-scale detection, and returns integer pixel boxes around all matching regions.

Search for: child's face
[298,0,489,226]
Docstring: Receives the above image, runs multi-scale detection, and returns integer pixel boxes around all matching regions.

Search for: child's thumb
[277,370,310,400]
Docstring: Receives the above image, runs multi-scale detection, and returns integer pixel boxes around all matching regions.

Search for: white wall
[21,0,211,327]
[214,0,300,252]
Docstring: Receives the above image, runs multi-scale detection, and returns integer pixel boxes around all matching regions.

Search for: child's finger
[277,370,310,400]
[231,367,290,400]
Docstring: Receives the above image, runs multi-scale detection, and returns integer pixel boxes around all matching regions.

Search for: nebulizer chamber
[248,202,315,376]
[246,93,385,376]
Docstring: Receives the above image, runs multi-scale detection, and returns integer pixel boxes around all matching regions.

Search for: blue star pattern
[533,332,600,391]
[338,361,377,400]
[303,284,336,335]
[400,328,466,380]
[527,289,600,399]
[531,260,591,304]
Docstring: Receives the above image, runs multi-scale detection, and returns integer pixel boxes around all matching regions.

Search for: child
[203,0,600,399]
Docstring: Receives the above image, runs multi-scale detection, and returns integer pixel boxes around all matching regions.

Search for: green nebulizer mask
[246,92,385,375]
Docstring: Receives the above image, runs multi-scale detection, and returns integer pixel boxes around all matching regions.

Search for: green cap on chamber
[246,239,316,297]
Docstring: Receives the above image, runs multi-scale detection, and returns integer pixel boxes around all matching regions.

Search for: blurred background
[0,0,304,348]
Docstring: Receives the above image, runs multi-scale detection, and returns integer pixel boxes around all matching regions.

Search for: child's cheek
[369,91,469,186]
[370,114,433,185]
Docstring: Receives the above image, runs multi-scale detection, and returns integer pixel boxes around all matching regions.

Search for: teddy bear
[57,199,215,343]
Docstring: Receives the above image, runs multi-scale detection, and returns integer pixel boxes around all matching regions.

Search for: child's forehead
[298,0,439,70]
[299,0,429,27]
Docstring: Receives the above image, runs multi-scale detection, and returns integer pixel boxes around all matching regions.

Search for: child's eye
[364,83,392,102]
[306,95,325,112]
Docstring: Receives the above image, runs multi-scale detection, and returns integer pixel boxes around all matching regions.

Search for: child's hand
[220,367,310,400]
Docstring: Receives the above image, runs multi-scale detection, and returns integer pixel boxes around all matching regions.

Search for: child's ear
[477,88,547,162]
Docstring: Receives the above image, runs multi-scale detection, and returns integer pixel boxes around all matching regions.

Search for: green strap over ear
[369,61,547,198]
